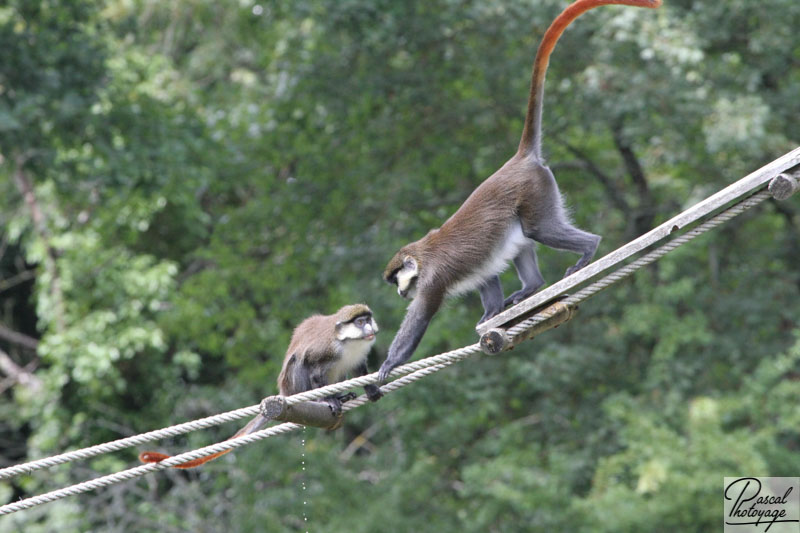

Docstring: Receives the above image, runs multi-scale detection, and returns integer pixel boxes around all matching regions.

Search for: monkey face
[353,314,378,341]
[394,256,419,299]
[336,313,379,342]
[384,249,420,300]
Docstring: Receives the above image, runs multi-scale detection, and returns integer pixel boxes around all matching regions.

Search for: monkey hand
[364,384,383,402]
[377,359,399,384]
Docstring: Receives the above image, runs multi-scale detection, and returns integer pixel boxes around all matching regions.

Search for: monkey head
[383,249,420,300]
[334,304,379,342]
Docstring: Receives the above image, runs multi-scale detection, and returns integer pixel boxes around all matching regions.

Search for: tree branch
[0,269,35,293]
[556,138,632,216]
[0,348,41,391]
[771,201,800,290]
[0,323,39,351]
[12,154,66,332]
[612,123,655,236]
[0,232,8,263]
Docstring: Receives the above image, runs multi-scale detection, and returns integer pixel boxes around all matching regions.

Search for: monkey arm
[303,363,352,416]
[378,292,442,383]
[354,360,383,401]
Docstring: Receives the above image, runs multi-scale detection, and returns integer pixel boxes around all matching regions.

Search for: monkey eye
[355,316,367,327]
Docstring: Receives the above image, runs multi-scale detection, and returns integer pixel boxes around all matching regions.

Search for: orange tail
[518,0,662,158]
[139,414,269,469]
[139,449,232,469]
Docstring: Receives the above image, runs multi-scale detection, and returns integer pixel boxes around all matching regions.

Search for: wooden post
[479,299,577,355]
[480,328,511,355]
[510,300,577,345]
[769,170,800,201]
[260,396,344,430]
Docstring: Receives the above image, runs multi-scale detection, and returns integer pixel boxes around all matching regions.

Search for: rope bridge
[0,147,798,516]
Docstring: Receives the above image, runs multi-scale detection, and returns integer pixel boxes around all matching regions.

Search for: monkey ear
[334,320,346,340]
[403,256,417,270]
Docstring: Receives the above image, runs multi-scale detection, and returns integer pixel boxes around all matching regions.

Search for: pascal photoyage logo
[724,477,800,533]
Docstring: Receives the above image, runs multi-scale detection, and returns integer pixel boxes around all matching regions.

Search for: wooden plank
[477,147,800,335]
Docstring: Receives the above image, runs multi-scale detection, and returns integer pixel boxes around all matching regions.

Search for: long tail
[518,0,662,159]
[139,414,270,469]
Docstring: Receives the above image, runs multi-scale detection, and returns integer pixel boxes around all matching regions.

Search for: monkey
[378,0,662,382]
[139,304,383,469]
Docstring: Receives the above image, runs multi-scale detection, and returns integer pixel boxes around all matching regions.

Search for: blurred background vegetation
[0,0,798,531]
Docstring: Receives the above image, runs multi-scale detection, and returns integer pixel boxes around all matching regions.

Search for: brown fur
[139,304,379,469]
[384,157,561,294]
[379,0,661,382]
[277,304,372,395]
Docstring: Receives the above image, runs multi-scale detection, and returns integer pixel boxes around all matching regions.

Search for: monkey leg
[524,218,600,278]
[477,275,504,325]
[354,361,384,401]
[308,367,345,415]
[504,244,546,307]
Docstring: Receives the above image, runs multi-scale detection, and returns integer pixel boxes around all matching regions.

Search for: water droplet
[302,427,309,528]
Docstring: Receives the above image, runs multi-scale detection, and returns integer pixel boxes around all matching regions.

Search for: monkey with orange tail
[379,0,662,382]
[140,304,382,469]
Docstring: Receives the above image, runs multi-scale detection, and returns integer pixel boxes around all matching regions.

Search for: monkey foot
[336,392,357,403]
[477,308,503,327]
[564,264,584,277]
[325,398,343,416]
[503,285,542,308]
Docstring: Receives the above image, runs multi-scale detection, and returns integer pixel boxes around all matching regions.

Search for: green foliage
[1,0,799,531]
[0,0,106,160]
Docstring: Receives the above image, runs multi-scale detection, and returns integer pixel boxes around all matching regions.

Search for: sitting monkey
[140,304,382,468]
